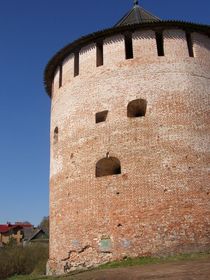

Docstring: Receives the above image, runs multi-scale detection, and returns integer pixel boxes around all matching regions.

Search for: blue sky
[0,0,209,226]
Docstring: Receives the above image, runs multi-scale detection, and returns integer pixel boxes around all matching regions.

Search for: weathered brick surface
[47,29,210,275]
[193,32,210,62]
[62,54,74,87]
[53,66,60,93]
[104,35,125,66]
[133,30,157,61]
[79,43,96,75]
[164,30,189,58]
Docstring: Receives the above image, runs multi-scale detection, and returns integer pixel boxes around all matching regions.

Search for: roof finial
[134,0,139,6]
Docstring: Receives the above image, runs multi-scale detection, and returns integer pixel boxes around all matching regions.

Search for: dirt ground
[69,257,210,280]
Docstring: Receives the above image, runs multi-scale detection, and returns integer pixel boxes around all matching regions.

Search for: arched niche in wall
[127,99,147,118]
[96,157,121,177]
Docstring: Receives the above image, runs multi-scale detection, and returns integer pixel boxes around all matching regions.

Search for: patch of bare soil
[69,257,210,280]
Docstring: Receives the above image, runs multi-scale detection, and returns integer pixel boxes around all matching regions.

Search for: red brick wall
[62,54,74,87]
[48,29,210,275]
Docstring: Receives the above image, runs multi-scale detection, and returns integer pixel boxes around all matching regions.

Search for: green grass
[8,251,210,280]
[8,276,49,280]
[98,251,210,269]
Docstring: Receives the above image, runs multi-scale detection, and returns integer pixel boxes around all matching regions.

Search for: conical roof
[115,1,160,27]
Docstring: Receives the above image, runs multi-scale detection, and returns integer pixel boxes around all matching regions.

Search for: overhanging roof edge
[44,21,210,97]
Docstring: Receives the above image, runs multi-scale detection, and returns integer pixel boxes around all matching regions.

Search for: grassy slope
[8,252,210,280]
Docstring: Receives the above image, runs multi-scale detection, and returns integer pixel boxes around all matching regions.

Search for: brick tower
[44,1,210,275]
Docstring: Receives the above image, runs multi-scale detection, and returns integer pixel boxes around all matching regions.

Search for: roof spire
[115,1,160,26]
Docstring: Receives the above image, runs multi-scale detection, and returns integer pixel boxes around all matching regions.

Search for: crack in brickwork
[47,28,210,275]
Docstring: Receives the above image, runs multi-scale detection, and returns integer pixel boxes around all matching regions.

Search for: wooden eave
[44,21,210,97]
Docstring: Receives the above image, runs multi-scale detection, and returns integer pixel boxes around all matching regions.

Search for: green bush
[0,244,48,280]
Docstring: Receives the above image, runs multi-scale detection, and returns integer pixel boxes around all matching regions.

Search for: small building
[26,228,49,244]
[0,222,33,245]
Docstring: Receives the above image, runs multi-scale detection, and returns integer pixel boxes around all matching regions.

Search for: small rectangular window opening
[124,34,133,60]
[96,110,108,124]
[51,79,54,96]
[54,127,58,144]
[186,32,194,57]
[59,64,63,88]
[74,51,79,77]
[155,32,164,56]
[96,41,104,67]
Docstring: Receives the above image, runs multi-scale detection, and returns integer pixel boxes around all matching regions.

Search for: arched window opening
[96,157,121,177]
[124,33,133,59]
[96,110,108,123]
[127,99,147,118]
[155,32,164,56]
[54,127,58,144]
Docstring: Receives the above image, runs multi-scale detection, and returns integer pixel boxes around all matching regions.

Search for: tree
[39,216,49,234]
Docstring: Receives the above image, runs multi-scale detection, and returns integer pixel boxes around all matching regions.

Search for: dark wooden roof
[23,227,35,241]
[27,228,49,242]
[115,2,160,26]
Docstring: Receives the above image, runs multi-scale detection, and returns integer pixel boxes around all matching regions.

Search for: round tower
[44,2,210,275]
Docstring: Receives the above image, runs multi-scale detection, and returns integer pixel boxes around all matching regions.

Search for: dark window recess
[74,52,79,77]
[125,34,133,59]
[59,64,63,88]
[96,157,121,177]
[96,41,104,67]
[54,127,58,144]
[127,99,147,118]
[96,110,108,123]
[155,32,164,56]
[51,79,54,96]
[186,32,194,57]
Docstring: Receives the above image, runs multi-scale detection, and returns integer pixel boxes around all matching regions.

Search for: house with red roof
[0,222,33,246]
